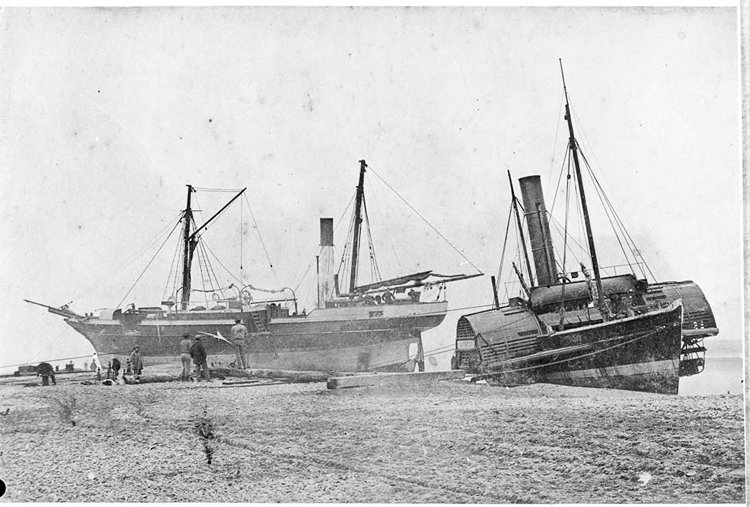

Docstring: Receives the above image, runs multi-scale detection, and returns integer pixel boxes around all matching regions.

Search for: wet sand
[0,375,745,503]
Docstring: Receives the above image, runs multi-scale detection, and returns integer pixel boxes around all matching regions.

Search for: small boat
[28,160,479,373]
[451,63,718,394]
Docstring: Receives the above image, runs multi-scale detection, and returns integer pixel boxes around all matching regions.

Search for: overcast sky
[0,7,740,379]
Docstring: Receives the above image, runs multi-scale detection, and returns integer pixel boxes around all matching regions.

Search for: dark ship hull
[66,300,448,372]
[453,68,719,395]
[455,300,684,394]
[454,272,717,395]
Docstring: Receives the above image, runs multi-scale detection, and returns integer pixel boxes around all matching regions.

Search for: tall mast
[180,184,194,310]
[180,186,247,310]
[559,59,604,307]
[349,159,367,293]
[507,170,534,287]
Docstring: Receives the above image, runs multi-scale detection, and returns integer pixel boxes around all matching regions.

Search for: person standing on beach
[129,346,143,379]
[190,337,210,381]
[111,357,121,379]
[36,362,56,386]
[179,333,192,381]
[230,319,248,369]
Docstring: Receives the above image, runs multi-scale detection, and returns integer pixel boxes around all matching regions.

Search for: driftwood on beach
[215,367,331,383]
[113,367,333,385]
[327,370,466,389]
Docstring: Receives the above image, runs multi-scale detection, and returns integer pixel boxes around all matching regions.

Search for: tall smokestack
[519,175,559,287]
[318,218,335,306]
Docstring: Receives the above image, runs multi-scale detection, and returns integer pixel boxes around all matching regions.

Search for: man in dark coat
[129,346,143,379]
[111,357,121,379]
[190,337,210,381]
[36,362,56,386]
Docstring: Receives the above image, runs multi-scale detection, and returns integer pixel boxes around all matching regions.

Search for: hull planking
[67,300,448,373]
[456,301,685,394]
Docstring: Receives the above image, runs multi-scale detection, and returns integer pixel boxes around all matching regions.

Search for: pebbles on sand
[0,378,745,503]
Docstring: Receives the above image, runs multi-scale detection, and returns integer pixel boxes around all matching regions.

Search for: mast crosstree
[180,185,247,310]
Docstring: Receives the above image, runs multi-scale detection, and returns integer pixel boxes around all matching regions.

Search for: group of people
[36,319,250,386]
[179,318,248,380]
[104,346,143,382]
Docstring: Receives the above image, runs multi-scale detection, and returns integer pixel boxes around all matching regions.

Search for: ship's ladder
[250,310,267,333]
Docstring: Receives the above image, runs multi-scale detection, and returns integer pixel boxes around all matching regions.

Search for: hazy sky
[0,7,740,379]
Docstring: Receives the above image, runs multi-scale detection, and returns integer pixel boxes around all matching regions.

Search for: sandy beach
[0,373,745,503]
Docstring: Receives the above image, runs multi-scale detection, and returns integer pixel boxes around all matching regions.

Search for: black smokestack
[519,176,558,287]
[318,218,335,306]
[320,218,333,247]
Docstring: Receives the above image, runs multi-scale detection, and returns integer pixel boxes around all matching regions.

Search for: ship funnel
[318,218,336,306]
[519,175,559,287]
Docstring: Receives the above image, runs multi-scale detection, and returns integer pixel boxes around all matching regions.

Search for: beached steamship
[451,64,718,394]
[28,160,477,373]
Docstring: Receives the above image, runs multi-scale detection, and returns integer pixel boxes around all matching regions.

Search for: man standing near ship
[179,333,193,381]
[111,357,121,380]
[190,337,210,381]
[230,319,248,369]
[36,362,56,386]
[129,346,143,380]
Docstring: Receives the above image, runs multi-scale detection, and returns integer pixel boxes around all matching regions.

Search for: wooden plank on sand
[327,370,465,390]
[219,380,287,388]
[221,379,260,385]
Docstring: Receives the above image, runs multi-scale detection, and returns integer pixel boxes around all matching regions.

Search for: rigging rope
[191,285,234,293]
[495,200,515,295]
[163,216,184,302]
[241,283,290,294]
[336,190,358,288]
[195,239,210,308]
[556,153,573,317]
[566,107,654,281]
[580,147,637,276]
[202,236,223,297]
[202,242,243,288]
[548,144,570,215]
[546,89,566,186]
[0,353,100,370]
[196,237,224,305]
[293,252,319,295]
[116,218,183,309]
[367,165,483,274]
[579,148,656,281]
[547,215,587,260]
[361,193,382,284]
[192,187,244,193]
[365,174,403,272]
[242,193,274,269]
[69,213,183,305]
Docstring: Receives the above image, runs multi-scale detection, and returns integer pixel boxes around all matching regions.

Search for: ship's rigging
[112,185,292,313]
[330,160,483,301]
[497,61,657,317]
[453,61,718,393]
[101,159,482,316]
